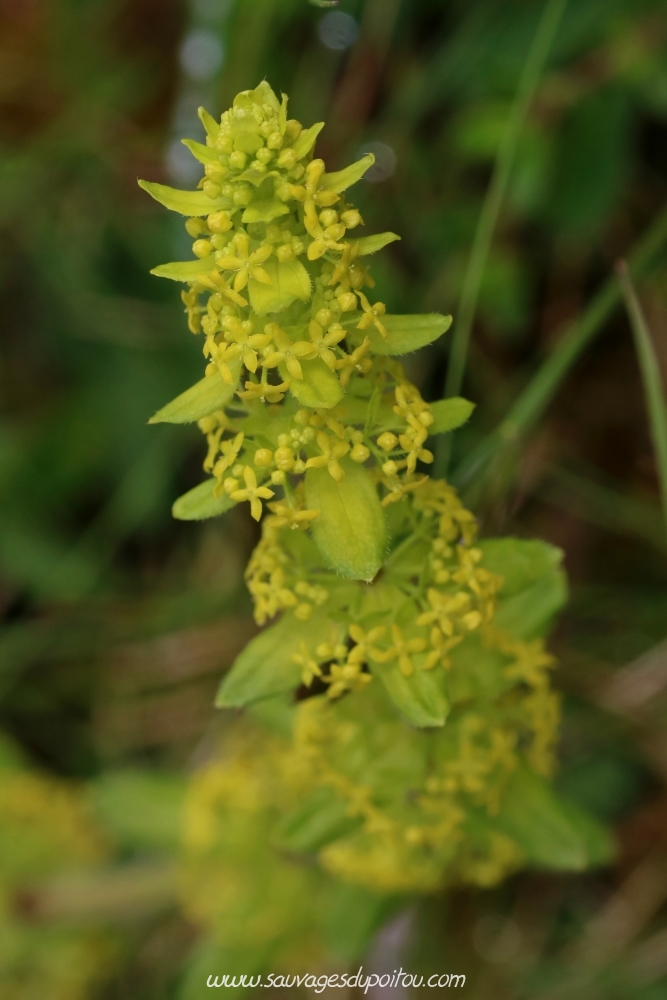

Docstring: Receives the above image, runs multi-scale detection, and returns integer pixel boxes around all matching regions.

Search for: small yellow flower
[291,642,322,686]
[230,465,275,521]
[356,291,387,339]
[308,320,345,369]
[347,624,386,665]
[262,327,317,380]
[216,234,273,292]
[305,431,350,482]
[267,502,320,530]
[212,431,244,479]
[374,624,427,676]
[236,378,290,403]
[335,337,372,387]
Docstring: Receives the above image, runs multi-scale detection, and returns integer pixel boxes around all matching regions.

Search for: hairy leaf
[217,611,344,707]
[285,358,344,409]
[138,179,232,216]
[305,459,386,581]
[366,313,453,355]
[172,479,234,521]
[429,397,476,434]
[150,258,218,282]
[354,232,401,256]
[322,154,375,193]
[149,363,241,424]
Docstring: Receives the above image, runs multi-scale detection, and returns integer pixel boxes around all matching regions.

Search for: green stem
[617,261,667,541]
[435,0,568,476]
[452,203,667,490]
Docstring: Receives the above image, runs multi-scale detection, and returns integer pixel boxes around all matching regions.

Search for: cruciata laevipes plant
[141,82,613,908]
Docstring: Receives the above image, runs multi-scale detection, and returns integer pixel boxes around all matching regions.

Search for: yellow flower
[215,234,273,292]
[374,624,427,676]
[230,465,275,521]
[356,291,387,339]
[308,319,345,369]
[237,378,290,403]
[212,431,244,479]
[347,624,386,665]
[305,431,350,482]
[335,337,372,387]
[291,642,322,686]
[267,502,320,530]
[326,660,373,699]
[262,326,317,380]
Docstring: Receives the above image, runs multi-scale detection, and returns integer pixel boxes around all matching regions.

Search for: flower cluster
[144,83,607,908]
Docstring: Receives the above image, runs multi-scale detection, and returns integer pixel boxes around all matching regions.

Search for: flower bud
[377,432,398,452]
[229,150,247,170]
[233,186,253,206]
[270,470,286,485]
[340,209,362,228]
[277,244,295,262]
[337,292,357,312]
[203,180,221,199]
[325,223,346,242]
[382,460,398,476]
[254,448,273,467]
[285,120,302,141]
[351,443,370,463]
[192,239,213,258]
[319,209,338,228]
[185,217,207,238]
[207,210,233,233]
[205,161,226,181]
[266,132,283,149]
[255,147,273,164]
[315,308,333,327]
[277,148,297,170]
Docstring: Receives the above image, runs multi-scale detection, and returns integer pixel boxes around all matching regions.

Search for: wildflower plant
[142,81,613,932]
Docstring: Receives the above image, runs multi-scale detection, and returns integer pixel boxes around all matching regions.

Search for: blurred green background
[1,0,667,996]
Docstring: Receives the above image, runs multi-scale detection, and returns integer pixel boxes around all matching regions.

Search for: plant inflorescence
[142,82,612,924]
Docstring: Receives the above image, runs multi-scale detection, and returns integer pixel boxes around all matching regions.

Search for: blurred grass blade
[436,0,568,475]
[617,260,667,539]
[453,202,667,490]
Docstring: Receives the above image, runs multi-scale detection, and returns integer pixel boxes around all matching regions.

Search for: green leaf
[181,139,219,164]
[322,154,375,193]
[138,179,232,216]
[172,479,235,521]
[365,313,453,355]
[286,358,344,409]
[493,573,568,639]
[480,538,563,596]
[249,258,311,315]
[429,397,475,434]
[198,106,220,139]
[354,232,401,256]
[216,611,343,707]
[305,459,386,581]
[479,538,567,639]
[241,198,290,224]
[374,659,448,727]
[274,786,361,853]
[149,363,241,424]
[290,122,325,160]
[150,258,217,282]
[495,765,615,871]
